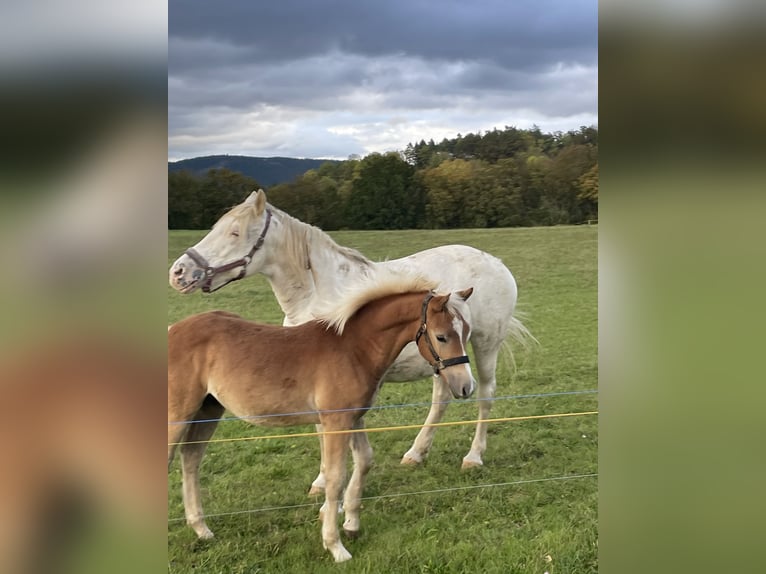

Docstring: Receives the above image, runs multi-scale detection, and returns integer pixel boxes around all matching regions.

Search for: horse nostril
[173,265,184,276]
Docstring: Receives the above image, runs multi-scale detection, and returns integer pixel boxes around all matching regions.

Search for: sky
[168,0,597,161]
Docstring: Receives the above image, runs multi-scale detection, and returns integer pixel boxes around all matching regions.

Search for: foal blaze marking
[168,286,474,563]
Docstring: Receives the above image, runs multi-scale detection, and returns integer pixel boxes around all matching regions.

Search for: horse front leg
[318,426,352,562]
[343,420,373,537]
[401,376,451,465]
[308,423,327,495]
[461,346,499,469]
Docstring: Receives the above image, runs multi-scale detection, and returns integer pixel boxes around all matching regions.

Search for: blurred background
[0,2,166,573]
[1,1,764,572]
[600,1,766,573]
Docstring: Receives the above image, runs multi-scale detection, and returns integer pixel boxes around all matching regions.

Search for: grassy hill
[168,155,340,187]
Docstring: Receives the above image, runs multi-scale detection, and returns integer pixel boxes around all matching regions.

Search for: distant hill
[168,155,340,187]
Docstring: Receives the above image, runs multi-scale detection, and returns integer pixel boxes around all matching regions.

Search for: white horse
[169,190,533,494]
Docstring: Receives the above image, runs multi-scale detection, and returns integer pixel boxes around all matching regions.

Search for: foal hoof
[308,484,325,496]
[195,528,215,540]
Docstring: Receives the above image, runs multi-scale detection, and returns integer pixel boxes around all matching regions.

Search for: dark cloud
[168,0,597,159]
[170,0,596,71]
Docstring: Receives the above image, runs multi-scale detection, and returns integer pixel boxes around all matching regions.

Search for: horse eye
[231,230,240,237]
[436,335,447,343]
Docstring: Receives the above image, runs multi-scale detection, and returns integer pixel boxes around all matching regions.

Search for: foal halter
[184,209,273,293]
[415,292,471,375]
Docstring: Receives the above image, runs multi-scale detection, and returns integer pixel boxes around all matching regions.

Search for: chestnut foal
[168,274,474,562]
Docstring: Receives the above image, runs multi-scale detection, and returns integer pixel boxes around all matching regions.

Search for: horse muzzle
[169,257,204,293]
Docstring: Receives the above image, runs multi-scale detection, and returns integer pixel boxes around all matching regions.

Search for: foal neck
[343,291,428,364]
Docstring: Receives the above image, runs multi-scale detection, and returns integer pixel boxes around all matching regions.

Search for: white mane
[313,267,437,335]
[268,204,373,277]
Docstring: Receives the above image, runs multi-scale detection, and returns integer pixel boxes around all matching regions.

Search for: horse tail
[499,311,538,373]
[507,312,537,349]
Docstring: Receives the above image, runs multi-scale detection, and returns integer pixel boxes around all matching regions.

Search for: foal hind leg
[462,343,500,469]
[180,399,224,539]
[342,420,373,537]
[401,376,451,465]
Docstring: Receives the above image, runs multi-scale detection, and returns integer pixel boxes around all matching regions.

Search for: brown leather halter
[415,292,471,375]
[184,209,273,293]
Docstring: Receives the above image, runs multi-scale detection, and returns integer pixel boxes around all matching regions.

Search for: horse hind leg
[180,396,224,539]
[342,420,373,538]
[401,376,451,465]
[461,343,500,469]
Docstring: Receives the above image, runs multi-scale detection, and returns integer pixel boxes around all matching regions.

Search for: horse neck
[262,209,373,325]
[343,292,426,374]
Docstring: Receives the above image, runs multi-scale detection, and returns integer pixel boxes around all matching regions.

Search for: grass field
[167,224,598,573]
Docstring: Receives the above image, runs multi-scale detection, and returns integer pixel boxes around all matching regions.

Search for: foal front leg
[318,430,352,562]
[308,424,327,495]
[179,402,224,539]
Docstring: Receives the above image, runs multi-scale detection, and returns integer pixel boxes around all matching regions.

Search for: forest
[168,125,598,230]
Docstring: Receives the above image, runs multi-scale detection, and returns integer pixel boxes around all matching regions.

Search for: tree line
[168,125,597,230]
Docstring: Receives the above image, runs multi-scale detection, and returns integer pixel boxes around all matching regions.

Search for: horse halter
[415,292,471,375]
[184,209,273,293]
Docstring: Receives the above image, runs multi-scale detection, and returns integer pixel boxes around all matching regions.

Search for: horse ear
[244,190,259,205]
[456,287,473,301]
[244,189,267,214]
[254,189,267,214]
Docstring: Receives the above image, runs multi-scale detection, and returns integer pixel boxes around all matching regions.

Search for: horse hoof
[343,528,360,540]
[461,458,483,470]
[308,485,325,496]
[325,542,353,562]
[333,549,352,563]
[401,455,422,466]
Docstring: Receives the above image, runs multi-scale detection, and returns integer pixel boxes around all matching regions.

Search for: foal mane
[314,268,438,335]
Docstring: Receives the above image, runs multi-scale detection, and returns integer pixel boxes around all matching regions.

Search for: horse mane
[267,203,373,275]
[314,268,438,335]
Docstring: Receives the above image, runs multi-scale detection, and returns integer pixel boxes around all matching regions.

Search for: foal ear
[431,293,451,312]
[455,287,473,301]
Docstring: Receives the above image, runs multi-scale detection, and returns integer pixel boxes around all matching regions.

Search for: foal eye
[436,335,447,343]
[231,230,240,237]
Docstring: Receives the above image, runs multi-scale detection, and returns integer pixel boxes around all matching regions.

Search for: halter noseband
[415,292,471,375]
[184,208,273,293]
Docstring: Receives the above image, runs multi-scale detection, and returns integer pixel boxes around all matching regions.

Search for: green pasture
[168,225,598,573]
